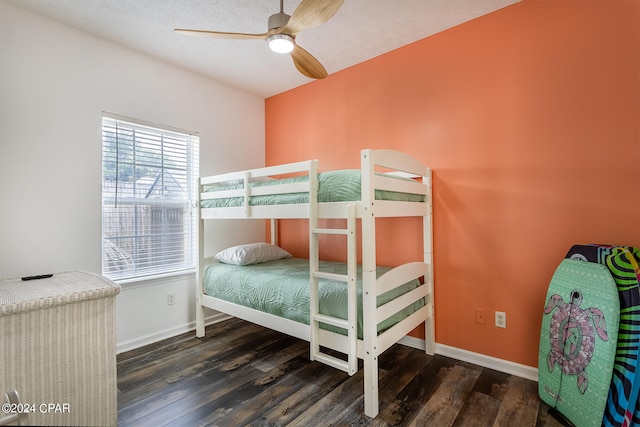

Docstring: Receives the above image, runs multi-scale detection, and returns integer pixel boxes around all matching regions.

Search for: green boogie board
[538,259,620,427]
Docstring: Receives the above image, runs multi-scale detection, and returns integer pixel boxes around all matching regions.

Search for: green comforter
[201,169,424,208]
[204,257,424,339]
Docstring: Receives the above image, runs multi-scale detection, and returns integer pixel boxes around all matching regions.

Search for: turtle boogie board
[539,258,620,427]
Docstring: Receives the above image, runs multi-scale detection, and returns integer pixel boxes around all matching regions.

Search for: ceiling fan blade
[174,28,275,40]
[283,0,345,36]
[290,44,328,79]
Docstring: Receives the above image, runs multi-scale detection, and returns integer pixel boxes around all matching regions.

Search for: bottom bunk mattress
[203,257,425,339]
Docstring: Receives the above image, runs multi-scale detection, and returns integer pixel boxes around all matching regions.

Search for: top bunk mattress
[200,169,424,208]
[203,257,425,339]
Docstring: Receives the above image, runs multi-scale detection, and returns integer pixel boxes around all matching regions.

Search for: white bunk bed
[195,148,434,418]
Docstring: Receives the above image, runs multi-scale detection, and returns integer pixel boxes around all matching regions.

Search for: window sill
[112,269,196,289]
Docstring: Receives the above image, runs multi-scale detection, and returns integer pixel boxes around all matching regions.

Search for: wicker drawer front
[0,272,120,426]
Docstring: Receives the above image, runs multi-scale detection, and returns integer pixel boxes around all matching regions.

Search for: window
[101,113,199,282]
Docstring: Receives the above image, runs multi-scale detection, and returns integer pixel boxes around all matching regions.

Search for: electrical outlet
[167,293,176,306]
[495,311,506,328]
[475,308,486,325]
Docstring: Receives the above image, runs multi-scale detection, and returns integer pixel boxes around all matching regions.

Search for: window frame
[101,112,200,283]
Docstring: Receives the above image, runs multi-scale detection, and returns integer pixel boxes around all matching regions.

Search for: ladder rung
[313,313,349,329]
[312,227,349,235]
[313,271,349,282]
[312,352,350,373]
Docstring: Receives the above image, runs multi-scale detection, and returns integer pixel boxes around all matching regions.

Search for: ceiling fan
[174,0,345,79]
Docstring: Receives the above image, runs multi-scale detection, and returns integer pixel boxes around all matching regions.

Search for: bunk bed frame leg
[362,264,379,418]
[196,180,205,339]
[195,298,205,338]
[364,347,380,418]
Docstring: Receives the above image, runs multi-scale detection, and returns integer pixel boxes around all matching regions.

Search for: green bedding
[203,257,425,339]
[200,169,424,208]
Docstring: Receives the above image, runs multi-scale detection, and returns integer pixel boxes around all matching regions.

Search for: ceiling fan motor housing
[268,12,290,31]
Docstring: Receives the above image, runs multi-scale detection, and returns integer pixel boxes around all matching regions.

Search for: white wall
[0,2,266,351]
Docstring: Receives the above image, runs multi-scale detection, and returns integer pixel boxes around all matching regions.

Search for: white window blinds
[101,114,199,282]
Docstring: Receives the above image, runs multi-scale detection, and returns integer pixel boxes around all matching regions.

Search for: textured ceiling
[5,0,521,98]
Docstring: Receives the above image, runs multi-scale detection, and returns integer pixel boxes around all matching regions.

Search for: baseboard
[398,337,538,382]
[116,312,229,354]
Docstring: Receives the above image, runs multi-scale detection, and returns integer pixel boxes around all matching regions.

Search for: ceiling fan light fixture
[268,34,294,54]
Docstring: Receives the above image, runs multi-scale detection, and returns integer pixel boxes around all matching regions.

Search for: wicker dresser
[0,271,120,426]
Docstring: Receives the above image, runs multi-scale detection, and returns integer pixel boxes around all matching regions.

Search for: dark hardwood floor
[117,317,562,427]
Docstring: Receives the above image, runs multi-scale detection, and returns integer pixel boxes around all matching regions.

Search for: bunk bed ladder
[309,204,358,376]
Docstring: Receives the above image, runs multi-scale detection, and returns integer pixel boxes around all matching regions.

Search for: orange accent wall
[265,0,640,367]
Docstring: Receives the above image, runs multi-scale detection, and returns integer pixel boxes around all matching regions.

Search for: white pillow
[214,243,291,266]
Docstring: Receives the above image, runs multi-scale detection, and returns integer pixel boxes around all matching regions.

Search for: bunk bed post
[346,203,358,375]
[361,149,379,418]
[424,168,435,355]
[270,218,278,246]
[195,178,206,338]
[308,160,320,362]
